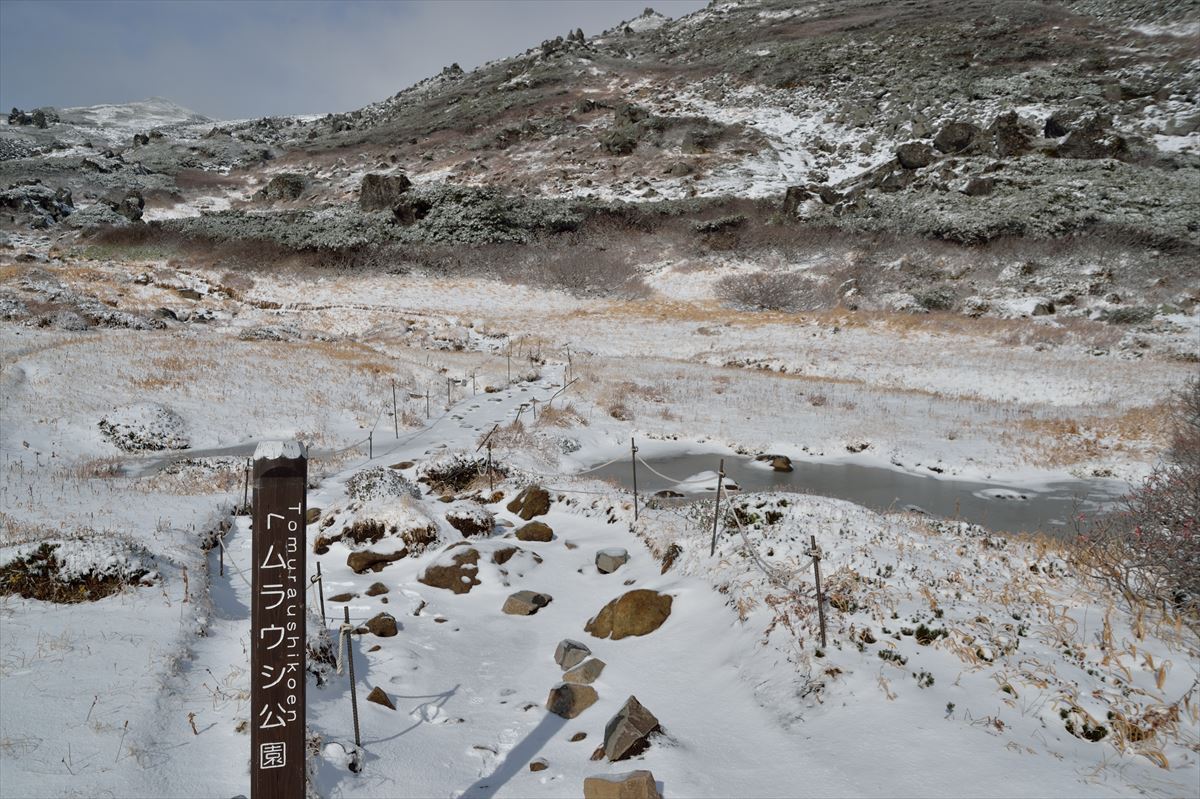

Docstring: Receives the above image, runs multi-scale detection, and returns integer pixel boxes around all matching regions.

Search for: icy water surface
[587,452,1129,536]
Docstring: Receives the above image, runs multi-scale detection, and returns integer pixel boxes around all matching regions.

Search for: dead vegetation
[0,542,151,603]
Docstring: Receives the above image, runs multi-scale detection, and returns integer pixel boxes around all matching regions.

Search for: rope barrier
[726,503,816,599]
[215,533,253,590]
[636,455,729,485]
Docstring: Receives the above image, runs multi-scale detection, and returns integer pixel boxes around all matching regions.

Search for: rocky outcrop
[989,111,1032,158]
[99,189,145,222]
[1056,115,1129,160]
[602,696,661,761]
[259,173,307,201]
[546,683,598,719]
[359,173,412,212]
[585,590,673,640]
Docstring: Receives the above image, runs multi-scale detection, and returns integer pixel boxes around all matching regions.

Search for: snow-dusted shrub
[344,466,421,502]
[444,502,496,538]
[1075,377,1200,622]
[98,402,189,451]
[0,539,155,603]
[715,270,807,311]
[417,452,504,493]
[314,496,439,556]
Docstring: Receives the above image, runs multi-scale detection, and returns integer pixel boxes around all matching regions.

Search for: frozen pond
[585,452,1129,536]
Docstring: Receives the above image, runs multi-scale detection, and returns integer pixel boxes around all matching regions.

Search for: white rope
[727,504,815,599]
[636,455,728,485]
[569,453,630,476]
[215,534,253,590]
[336,622,353,675]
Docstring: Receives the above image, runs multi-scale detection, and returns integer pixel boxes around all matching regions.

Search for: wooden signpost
[251,441,307,799]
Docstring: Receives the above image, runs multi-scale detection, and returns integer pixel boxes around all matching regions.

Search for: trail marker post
[251,441,307,799]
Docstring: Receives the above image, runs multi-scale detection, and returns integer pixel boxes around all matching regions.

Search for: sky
[0,0,708,121]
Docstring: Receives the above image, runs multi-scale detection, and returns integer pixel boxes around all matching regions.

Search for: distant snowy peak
[57,97,211,132]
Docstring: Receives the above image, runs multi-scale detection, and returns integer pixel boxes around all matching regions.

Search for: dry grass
[1012,403,1170,467]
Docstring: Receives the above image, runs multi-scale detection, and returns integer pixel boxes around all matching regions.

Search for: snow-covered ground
[2,242,1197,798]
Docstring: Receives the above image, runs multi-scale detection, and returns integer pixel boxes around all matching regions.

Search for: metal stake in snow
[810,534,827,649]
[710,458,725,556]
[391,379,399,439]
[250,441,307,799]
[630,437,639,522]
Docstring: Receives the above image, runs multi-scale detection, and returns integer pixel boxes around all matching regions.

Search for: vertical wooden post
[507,349,512,385]
[709,458,725,556]
[251,441,307,799]
[343,606,362,752]
[487,442,494,493]
[446,378,451,408]
[630,438,639,522]
[472,371,477,396]
[811,534,827,649]
[368,432,373,460]
[218,533,224,577]
[425,390,430,419]
[391,379,398,439]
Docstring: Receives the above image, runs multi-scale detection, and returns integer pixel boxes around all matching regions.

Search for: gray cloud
[0,0,708,120]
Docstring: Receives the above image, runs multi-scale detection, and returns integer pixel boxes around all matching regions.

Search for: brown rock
[366,686,395,710]
[347,549,408,574]
[328,592,356,602]
[933,121,981,154]
[365,581,389,596]
[502,590,553,615]
[506,485,551,520]
[585,590,673,640]
[546,683,598,719]
[770,455,793,472]
[446,506,495,537]
[595,548,629,574]
[305,507,322,524]
[418,547,481,594]
[570,731,588,742]
[359,172,412,212]
[564,658,606,685]
[583,771,661,799]
[603,696,661,761]
[555,638,591,670]
[366,612,399,637]
[389,461,414,470]
[515,521,554,542]
[529,759,549,772]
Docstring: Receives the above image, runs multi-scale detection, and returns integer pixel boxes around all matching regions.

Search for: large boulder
[359,173,412,212]
[546,683,598,719]
[895,142,935,169]
[595,548,629,574]
[516,521,554,542]
[555,639,591,670]
[345,467,421,501]
[502,590,552,615]
[506,485,551,520]
[583,771,661,799]
[0,182,74,226]
[585,590,673,640]
[781,185,811,215]
[603,696,661,761]
[418,546,481,593]
[932,122,981,154]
